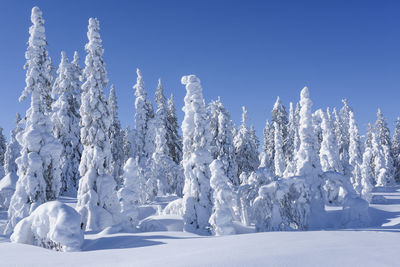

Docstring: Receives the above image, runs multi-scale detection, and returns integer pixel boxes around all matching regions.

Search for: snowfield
[0,187,400,267]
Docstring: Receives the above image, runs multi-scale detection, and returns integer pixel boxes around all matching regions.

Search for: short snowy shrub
[163,198,184,216]
[10,201,84,252]
[253,177,311,232]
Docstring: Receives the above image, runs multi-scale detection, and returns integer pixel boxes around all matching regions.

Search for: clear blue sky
[0,0,399,141]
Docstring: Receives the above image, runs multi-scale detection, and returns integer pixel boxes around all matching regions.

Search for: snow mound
[138,215,183,232]
[10,201,84,252]
[163,198,183,216]
[341,195,370,228]
[0,173,18,209]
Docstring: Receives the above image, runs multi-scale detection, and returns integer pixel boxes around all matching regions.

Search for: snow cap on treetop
[181,75,200,85]
[31,6,43,24]
[300,86,309,99]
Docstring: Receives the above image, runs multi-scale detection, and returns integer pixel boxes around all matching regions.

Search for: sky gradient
[0,0,399,140]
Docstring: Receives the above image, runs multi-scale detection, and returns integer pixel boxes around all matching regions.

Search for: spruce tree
[234,106,259,181]
[108,85,125,186]
[208,98,239,186]
[319,109,341,172]
[374,108,395,185]
[134,69,154,164]
[6,7,62,234]
[348,110,363,191]
[76,18,120,231]
[392,117,400,182]
[51,51,82,194]
[4,114,23,176]
[181,75,213,234]
[166,94,183,164]
[273,122,285,177]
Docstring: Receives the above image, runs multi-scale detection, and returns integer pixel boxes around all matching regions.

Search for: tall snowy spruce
[273,122,285,177]
[181,75,213,234]
[134,69,154,163]
[51,51,82,194]
[295,87,325,226]
[319,109,341,173]
[6,7,62,234]
[108,85,125,186]
[151,79,183,196]
[166,94,183,165]
[260,120,273,169]
[76,18,120,231]
[209,159,236,236]
[374,109,395,185]
[348,111,363,193]
[208,98,239,186]
[234,106,259,182]
[271,97,289,164]
[0,128,6,174]
[392,117,400,182]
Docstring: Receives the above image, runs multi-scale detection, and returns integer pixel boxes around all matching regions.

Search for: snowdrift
[10,201,84,252]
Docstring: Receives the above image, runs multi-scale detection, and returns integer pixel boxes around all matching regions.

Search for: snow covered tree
[118,157,141,229]
[371,130,386,187]
[286,102,297,164]
[348,110,363,191]
[374,108,395,185]
[76,18,120,231]
[123,126,133,161]
[392,117,400,182]
[360,147,373,202]
[338,100,352,172]
[4,114,23,176]
[260,120,273,169]
[273,122,285,177]
[51,51,82,194]
[181,75,213,234]
[108,85,125,186]
[295,87,322,177]
[272,97,289,157]
[134,69,154,164]
[234,106,259,181]
[0,128,6,169]
[319,109,341,172]
[166,94,183,164]
[208,98,239,186]
[6,7,62,234]
[209,159,236,236]
[294,87,324,226]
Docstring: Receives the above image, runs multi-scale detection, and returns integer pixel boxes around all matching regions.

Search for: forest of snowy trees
[0,7,398,251]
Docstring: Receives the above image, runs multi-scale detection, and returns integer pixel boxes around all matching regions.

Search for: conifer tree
[4,114,23,176]
[76,18,120,231]
[392,117,400,182]
[181,75,213,234]
[51,51,82,194]
[348,110,363,191]
[166,94,183,164]
[374,109,395,185]
[209,159,236,236]
[6,7,62,234]
[234,106,259,181]
[319,109,341,172]
[208,98,239,186]
[134,69,154,164]
[273,122,285,177]
[108,85,125,186]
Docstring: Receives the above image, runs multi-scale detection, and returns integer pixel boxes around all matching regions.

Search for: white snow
[0,187,400,266]
[10,201,83,252]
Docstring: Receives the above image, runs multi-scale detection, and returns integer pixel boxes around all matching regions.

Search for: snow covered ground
[1,187,400,267]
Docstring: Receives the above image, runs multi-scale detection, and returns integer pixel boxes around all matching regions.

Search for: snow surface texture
[10,201,84,252]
